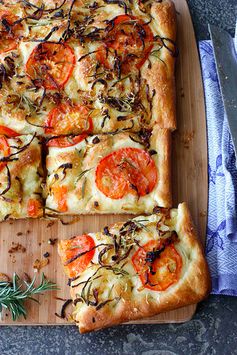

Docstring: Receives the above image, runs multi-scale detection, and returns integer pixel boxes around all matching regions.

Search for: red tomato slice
[45,103,93,135]
[97,15,153,71]
[0,126,19,137]
[132,240,182,291]
[25,43,75,90]
[95,147,157,199]
[0,11,22,54]
[0,136,10,173]
[60,235,95,278]
[52,185,68,212]
[47,134,87,148]
[27,198,42,218]
[96,46,110,69]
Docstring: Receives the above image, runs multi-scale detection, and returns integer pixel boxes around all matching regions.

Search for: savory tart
[0,0,177,136]
[58,203,211,333]
[0,134,43,221]
[45,126,171,215]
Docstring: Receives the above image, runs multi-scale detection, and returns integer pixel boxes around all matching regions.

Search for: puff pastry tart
[58,203,211,333]
[0,133,43,221]
[0,0,177,135]
[45,126,171,215]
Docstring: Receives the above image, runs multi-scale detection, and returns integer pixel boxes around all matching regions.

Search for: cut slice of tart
[58,203,211,333]
[0,134,43,221]
[45,126,171,215]
[0,0,177,135]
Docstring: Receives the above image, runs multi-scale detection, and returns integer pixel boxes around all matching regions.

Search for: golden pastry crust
[58,203,211,333]
[142,0,177,129]
[45,127,172,215]
[0,135,43,221]
[0,0,177,135]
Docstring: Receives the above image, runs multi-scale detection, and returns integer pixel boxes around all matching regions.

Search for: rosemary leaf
[0,273,58,321]
[75,168,94,183]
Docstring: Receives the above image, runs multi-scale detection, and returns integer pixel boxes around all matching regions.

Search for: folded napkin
[199,27,237,296]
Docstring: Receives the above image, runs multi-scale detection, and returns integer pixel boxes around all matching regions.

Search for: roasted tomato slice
[52,185,68,212]
[0,126,19,137]
[45,103,93,135]
[0,136,10,173]
[59,235,95,278]
[95,147,157,199]
[97,15,153,71]
[0,11,23,54]
[26,42,75,90]
[132,240,182,291]
[27,198,42,218]
[47,134,87,148]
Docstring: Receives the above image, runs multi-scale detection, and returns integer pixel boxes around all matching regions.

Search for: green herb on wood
[0,273,58,321]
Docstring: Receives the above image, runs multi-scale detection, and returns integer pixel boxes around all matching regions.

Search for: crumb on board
[11,256,16,264]
[16,232,23,236]
[0,273,10,282]
[48,238,58,245]
[8,242,26,254]
[181,131,195,149]
[200,210,207,217]
[33,258,49,272]
[47,221,55,228]
[60,216,80,225]
[43,252,50,258]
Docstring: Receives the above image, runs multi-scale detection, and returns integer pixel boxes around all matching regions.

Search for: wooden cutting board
[0,0,207,326]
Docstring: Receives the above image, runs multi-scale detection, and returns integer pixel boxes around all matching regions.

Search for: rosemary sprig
[0,273,58,321]
[75,168,94,183]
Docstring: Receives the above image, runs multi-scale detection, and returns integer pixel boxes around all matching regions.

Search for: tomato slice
[97,15,153,72]
[132,240,182,291]
[27,198,42,218]
[0,136,10,173]
[59,235,95,278]
[45,103,93,135]
[0,11,22,54]
[25,43,75,90]
[0,126,19,137]
[47,134,87,148]
[52,185,68,212]
[95,147,157,199]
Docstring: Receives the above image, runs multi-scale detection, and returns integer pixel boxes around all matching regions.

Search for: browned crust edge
[152,126,172,207]
[143,0,177,130]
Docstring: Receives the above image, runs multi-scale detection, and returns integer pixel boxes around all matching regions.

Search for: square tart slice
[0,134,43,221]
[58,203,211,333]
[0,0,176,136]
[45,126,171,215]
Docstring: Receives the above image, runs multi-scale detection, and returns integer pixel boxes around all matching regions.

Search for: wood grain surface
[0,0,208,326]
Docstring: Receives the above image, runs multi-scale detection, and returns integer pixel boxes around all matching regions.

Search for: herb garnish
[0,273,58,321]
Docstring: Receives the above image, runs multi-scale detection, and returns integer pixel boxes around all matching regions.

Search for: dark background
[1,1,237,354]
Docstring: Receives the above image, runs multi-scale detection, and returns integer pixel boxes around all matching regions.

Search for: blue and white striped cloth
[198,24,237,296]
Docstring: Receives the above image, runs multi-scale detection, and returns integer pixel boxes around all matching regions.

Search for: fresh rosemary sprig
[0,273,58,321]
